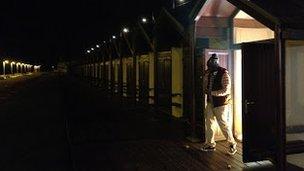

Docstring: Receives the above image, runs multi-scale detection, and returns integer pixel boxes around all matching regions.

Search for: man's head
[207,54,219,71]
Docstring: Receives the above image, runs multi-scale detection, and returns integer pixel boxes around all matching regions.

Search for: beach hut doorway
[194,0,277,163]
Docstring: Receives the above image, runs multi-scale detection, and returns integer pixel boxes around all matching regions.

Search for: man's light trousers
[205,102,236,147]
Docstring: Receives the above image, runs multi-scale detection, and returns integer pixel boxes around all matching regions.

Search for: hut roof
[191,0,304,30]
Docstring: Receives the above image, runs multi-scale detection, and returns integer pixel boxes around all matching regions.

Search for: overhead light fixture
[195,16,200,21]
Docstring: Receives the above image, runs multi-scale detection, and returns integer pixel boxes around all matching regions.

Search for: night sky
[0,0,170,66]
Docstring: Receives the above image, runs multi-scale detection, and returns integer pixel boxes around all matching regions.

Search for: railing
[76,69,184,110]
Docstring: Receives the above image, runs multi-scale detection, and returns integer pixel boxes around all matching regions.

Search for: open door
[242,41,279,163]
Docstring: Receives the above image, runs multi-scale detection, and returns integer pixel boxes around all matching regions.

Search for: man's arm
[211,71,231,97]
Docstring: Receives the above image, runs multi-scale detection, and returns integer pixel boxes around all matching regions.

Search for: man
[201,54,237,155]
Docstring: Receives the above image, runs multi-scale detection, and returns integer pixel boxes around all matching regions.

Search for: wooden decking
[184,141,246,170]
[80,140,277,171]
[184,141,304,171]
[65,79,303,170]
[181,141,276,171]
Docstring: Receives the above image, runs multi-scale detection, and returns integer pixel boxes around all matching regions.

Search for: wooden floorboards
[87,140,280,171]
[180,141,277,171]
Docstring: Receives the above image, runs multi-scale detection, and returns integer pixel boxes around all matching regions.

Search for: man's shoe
[201,144,216,152]
[227,143,237,155]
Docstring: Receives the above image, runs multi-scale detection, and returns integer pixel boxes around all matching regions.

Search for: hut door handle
[244,99,255,114]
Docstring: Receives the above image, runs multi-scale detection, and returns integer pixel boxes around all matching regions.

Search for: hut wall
[95,62,98,78]
[138,54,150,105]
[286,41,304,127]
[122,58,127,97]
[114,60,119,93]
[172,47,183,118]
[149,52,155,105]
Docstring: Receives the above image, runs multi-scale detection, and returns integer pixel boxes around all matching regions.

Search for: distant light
[178,0,185,2]
[17,62,21,65]
[87,50,91,53]
[52,66,55,69]
[142,17,148,23]
[103,41,106,43]
[96,45,100,48]
[112,35,116,39]
[123,27,129,33]
[4,60,9,64]
[91,48,94,51]
[34,65,41,69]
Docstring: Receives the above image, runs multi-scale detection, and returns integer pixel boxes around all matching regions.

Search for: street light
[25,64,28,73]
[34,65,41,72]
[22,63,25,73]
[87,50,91,54]
[142,17,148,23]
[10,62,16,74]
[2,60,9,76]
[123,27,129,33]
[112,35,117,39]
[28,64,32,73]
[96,44,100,48]
[24,64,28,73]
[16,62,21,73]
[91,48,94,51]
[19,63,23,73]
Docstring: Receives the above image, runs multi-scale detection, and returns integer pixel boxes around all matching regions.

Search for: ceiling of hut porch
[196,0,236,20]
